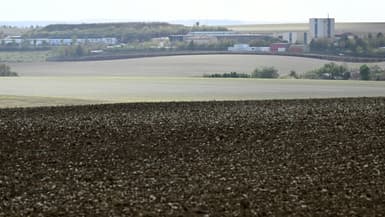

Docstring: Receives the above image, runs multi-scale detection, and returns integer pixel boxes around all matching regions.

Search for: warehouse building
[169,31,272,44]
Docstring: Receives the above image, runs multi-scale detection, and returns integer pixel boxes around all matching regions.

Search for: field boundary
[47,51,385,63]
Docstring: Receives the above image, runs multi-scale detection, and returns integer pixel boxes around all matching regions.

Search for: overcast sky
[1,0,385,24]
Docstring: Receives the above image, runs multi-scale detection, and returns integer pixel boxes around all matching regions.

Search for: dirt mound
[1,98,384,216]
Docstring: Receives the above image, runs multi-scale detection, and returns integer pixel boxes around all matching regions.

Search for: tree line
[204,63,385,81]
[310,33,385,57]
[302,63,385,80]
[204,67,279,78]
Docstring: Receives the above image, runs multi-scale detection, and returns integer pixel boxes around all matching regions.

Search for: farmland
[0,98,384,216]
[0,95,101,108]
[1,55,385,108]
[1,44,385,216]
[1,77,385,108]
[228,22,385,34]
[9,55,385,77]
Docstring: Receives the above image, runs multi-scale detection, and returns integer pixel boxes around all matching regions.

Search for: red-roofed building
[270,43,290,53]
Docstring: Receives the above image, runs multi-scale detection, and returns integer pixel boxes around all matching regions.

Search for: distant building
[228,44,254,52]
[270,43,290,53]
[228,44,271,52]
[151,37,170,48]
[288,44,307,53]
[335,32,356,40]
[0,37,118,46]
[309,18,335,41]
[168,35,184,42]
[184,33,218,45]
[274,32,309,44]
[169,31,272,44]
[254,47,271,52]
[1,36,23,44]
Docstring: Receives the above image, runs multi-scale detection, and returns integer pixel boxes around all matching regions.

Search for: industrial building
[169,31,272,44]
[309,18,335,40]
[273,32,309,44]
[228,44,271,52]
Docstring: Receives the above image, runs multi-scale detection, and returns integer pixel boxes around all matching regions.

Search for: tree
[310,38,332,52]
[289,70,299,79]
[54,44,90,58]
[0,64,18,76]
[187,40,195,50]
[75,45,86,56]
[369,65,385,80]
[360,64,370,80]
[302,63,350,80]
[318,63,349,79]
[252,67,279,78]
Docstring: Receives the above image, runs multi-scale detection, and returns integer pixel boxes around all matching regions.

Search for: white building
[309,18,335,41]
[274,32,309,44]
[228,44,271,52]
[254,47,271,52]
[228,44,254,52]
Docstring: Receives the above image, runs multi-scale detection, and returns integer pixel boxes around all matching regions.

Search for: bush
[252,67,279,78]
[302,63,350,80]
[0,64,18,76]
[204,72,250,78]
[360,64,370,80]
[54,45,91,58]
[289,70,299,79]
[369,65,385,80]
[301,71,320,79]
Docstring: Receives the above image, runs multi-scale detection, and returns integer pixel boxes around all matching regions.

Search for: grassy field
[2,55,385,108]
[0,51,50,63]
[229,22,385,34]
[9,55,385,77]
[1,77,385,107]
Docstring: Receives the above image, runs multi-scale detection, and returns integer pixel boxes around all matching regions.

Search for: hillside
[23,22,227,43]
[229,22,385,34]
[0,26,31,38]
[23,22,186,42]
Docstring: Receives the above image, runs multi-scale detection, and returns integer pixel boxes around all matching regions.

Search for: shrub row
[204,67,279,79]
[204,63,385,81]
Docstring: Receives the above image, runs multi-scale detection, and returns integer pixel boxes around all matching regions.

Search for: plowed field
[1,98,384,216]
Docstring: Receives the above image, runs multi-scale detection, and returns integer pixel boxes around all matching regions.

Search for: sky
[1,0,385,24]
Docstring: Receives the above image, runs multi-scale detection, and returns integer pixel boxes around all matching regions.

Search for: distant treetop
[40,22,182,32]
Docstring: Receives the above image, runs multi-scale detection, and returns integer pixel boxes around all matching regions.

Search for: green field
[9,55,385,77]
[228,22,385,34]
[0,51,50,63]
[1,77,385,108]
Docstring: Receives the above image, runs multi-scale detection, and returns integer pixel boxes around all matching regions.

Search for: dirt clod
[1,98,384,216]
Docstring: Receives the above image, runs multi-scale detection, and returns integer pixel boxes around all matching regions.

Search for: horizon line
[1,19,385,27]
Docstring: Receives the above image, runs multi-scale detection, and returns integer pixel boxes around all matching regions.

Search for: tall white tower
[309,18,335,41]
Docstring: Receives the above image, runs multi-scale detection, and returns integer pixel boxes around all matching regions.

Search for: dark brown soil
[1,98,384,216]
